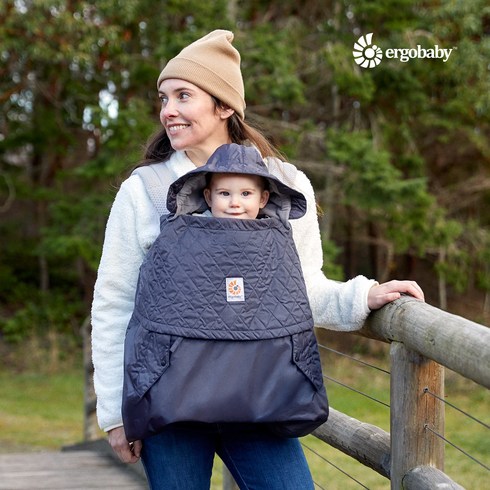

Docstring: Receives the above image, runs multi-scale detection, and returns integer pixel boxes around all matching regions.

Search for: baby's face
[203,173,269,219]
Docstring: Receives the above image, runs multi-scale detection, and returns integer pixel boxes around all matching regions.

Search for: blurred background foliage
[0,0,489,365]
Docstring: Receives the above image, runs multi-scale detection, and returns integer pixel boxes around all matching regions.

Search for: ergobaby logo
[226,277,245,302]
[353,33,383,68]
[353,33,455,68]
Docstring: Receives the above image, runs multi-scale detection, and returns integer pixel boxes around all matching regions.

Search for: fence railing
[84,296,489,489]
[312,296,488,489]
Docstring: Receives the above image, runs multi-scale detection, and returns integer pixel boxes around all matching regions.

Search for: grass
[0,370,83,452]
[1,349,488,489]
[0,368,85,453]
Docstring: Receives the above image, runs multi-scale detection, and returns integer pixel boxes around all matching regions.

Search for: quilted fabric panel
[122,321,172,399]
[133,214,314,340]
[291,329,325,391]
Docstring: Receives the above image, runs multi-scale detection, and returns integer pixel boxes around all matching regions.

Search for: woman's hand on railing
[108,426,142,464]
[368,280,424,310]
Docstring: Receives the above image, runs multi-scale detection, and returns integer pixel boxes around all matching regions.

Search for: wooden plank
[0,451,147,489]
[390,342,445,489]
[312,407,391,478]
[361,297,490,389]
[403,465,465,489]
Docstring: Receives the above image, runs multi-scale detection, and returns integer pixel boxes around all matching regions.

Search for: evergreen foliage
[1,0,489,346]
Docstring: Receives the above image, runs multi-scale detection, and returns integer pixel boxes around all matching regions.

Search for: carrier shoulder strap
[132,163,175,216]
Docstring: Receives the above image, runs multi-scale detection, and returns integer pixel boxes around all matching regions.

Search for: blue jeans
[141,423,314,490]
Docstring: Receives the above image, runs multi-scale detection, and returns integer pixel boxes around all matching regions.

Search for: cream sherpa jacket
[91,150,377,432]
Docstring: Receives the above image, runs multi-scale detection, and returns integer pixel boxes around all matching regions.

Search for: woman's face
[158,79,233,166]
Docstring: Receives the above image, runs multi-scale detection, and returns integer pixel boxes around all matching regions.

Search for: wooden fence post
[390,341,445,489]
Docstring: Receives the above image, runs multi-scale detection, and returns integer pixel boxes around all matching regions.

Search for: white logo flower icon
[353,33,383,68]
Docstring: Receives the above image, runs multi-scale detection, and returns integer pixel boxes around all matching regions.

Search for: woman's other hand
[108,426,142,464]
[368,280,424,310]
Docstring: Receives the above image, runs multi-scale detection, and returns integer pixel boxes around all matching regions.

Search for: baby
[203,172,270,219]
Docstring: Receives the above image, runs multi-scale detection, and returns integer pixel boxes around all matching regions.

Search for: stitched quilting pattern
[133,215,313,340]
[292,330,324,391]
[123,324,171,398]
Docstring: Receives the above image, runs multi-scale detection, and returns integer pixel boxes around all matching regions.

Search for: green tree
[1,0,489,352]
[0,0,231,342]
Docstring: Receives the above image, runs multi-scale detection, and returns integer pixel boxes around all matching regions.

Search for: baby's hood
[166,143,307,222]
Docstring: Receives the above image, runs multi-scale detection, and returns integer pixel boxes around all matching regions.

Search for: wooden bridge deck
[0,447,148,490]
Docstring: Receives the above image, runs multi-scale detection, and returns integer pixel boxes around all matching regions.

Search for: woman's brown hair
[139,97,284,166]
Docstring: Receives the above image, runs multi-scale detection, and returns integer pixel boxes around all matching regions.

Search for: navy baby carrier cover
[122,144,329,441]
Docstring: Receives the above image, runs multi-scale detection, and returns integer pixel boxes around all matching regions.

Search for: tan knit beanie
[157,30,246,120]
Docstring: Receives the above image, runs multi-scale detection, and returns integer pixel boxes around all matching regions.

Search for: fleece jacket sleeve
[290,170,377,331]
[91,176,159,432]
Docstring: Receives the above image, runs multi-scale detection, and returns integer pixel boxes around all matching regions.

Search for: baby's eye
[242,191,252,197]
[219,191,230,196]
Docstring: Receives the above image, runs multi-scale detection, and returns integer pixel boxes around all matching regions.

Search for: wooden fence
[84,296,489,489]
[312,296,489,489]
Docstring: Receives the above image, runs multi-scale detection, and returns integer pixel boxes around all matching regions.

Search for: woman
[92,30,424,489]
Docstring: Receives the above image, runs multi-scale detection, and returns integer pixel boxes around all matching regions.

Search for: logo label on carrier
[226,277,245,302]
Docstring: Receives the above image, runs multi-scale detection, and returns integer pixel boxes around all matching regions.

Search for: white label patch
[226,277,245,302]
